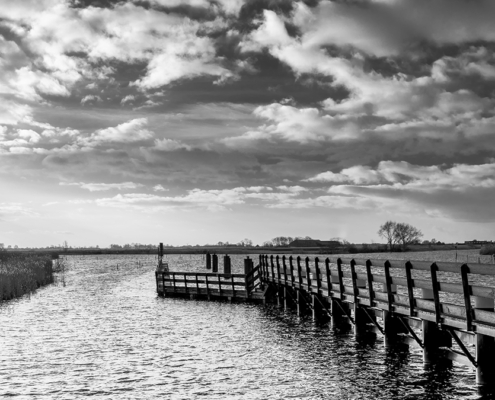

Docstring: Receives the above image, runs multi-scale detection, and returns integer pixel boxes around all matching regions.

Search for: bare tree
[394,223,423,249]
[378,221,398,251]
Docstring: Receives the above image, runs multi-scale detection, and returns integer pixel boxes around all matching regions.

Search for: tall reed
[0,253,54,301]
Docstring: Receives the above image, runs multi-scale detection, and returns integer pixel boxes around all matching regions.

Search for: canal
[0,255,490,399]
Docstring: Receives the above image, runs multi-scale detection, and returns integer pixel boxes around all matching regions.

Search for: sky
[1,0,495,247]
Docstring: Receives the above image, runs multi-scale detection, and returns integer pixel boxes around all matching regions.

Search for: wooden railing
[259,254,495,336]
[156,266,262,299]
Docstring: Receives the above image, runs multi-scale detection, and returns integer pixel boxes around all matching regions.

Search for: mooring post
[244,256,252,275]
[224,254,231,278]
[206,252,211,269]
[212,254,218,273]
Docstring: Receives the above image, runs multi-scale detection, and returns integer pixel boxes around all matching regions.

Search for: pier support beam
[421,289,452,363]
[353,279,367,337]
[475,296,495,386]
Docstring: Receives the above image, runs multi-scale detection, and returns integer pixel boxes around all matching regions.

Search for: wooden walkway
[155,251,495,386]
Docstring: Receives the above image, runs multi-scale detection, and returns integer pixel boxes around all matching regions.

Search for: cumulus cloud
[78,118,154,146]
[307,161,495,222]
[154,138,192,151]
[81,95,102,105]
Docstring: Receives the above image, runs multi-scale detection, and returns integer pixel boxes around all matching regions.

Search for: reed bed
[0,253,54,301]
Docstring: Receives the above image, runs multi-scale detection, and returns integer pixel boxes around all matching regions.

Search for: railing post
[405,261,414,316]
[270,255,275,282]
[297,256,304,316]
[289,256,295,287]
[275,256,282,307]
[305,257,311,293]
[311,257,321,319]
[351,259,366,336]
[383,260,403,347]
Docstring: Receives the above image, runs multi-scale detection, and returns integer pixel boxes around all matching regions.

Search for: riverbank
[0,253,54,301]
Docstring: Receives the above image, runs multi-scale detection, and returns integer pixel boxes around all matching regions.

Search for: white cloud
[60,181,143,191]
[81,95,102,105]
[153,184,168,192]
[78,118,154,146]
[154,138,191,151]
[120,95,135,105]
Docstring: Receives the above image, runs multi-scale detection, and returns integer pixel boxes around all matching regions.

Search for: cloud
[78,118,154,146]
[94,186,313,212]
[154,138,192,151]
[307,161,495,222]
[223,103,359,146]
[0,203,37,219]
[153,184,167,192]
[120,95,135,105]
[60,181,143,192]
[81,95,102,105]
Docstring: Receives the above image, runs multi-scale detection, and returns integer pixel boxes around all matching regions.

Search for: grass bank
[0,253,54,301]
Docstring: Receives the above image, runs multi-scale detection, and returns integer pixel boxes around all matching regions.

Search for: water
[0,255,491,399]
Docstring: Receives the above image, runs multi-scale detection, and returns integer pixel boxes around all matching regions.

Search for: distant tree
[271,236,292,246]
[263,241,274,247]
[394,222,423,250]
[330,237,350,245]
[378,221,398,251]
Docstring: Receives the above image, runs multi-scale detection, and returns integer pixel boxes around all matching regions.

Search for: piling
[212,254,218,273]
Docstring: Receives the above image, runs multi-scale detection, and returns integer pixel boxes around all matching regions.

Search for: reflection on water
[0,254,489,399]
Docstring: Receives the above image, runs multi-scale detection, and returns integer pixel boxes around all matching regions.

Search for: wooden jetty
[155,248,495,386]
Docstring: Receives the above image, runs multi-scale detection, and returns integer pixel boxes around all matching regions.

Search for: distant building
[464,240,493,245]
[289,239,341,248]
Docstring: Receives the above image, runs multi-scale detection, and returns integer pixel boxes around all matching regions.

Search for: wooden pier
[155,250,495,387]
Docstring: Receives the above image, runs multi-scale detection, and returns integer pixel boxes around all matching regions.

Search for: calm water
[0,255,491,399]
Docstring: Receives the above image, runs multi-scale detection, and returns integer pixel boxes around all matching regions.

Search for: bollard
[206,252,211,269]
[212,254,218,273]
[244,257,252,275]
[224,255,231,277]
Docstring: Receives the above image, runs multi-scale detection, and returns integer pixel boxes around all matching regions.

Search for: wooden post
[244,257,252,275]
[351,259,366,336]
[311,257,322,319]
[297,256,304,316]
[470,263,495,385]
[276,256,282,307]
[383,261,403,347]
[206,252,211,269]
[270,256,275,282]
[332,259,348,326]
[224,255,231,277]
[212,254,218,273]
[421,284,451,363]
